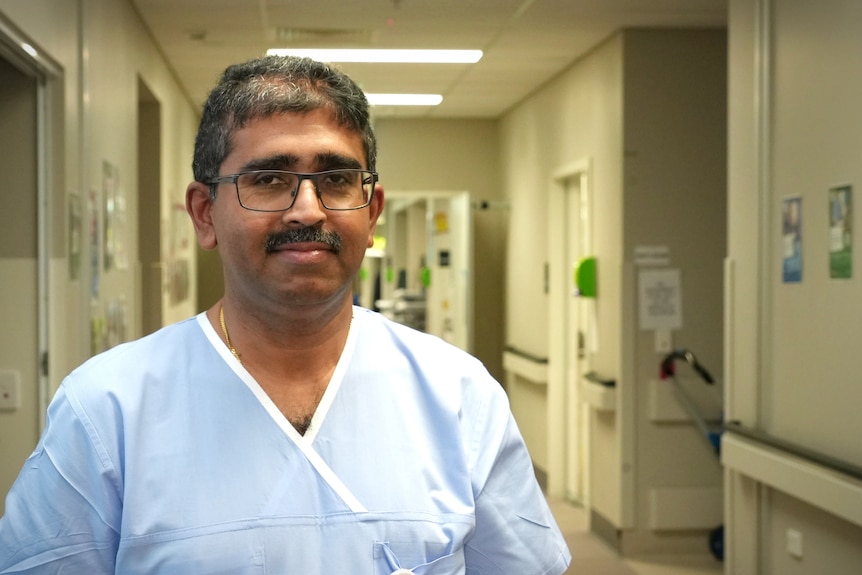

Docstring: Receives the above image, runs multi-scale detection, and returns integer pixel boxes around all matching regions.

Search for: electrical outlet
[0,370,21,411]
[786,528,803,559]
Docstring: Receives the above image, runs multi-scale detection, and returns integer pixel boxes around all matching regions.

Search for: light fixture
[20,43,38,58]
[265,48,482,64]
[366,94,443,106]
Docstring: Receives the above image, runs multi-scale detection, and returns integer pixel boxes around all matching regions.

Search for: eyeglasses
[205,169,378,211]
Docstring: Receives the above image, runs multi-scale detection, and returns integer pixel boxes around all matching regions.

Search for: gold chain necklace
[219,304,354,367]
[219,303,242,364]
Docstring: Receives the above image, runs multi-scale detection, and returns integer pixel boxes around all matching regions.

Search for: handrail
[503,345,548,365]
[724,421,862,482]
[582,371,616,388]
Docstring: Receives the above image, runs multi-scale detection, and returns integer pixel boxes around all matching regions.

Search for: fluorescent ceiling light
[266,48,482,64]
[366,93,443,106]
[20,43,38,58]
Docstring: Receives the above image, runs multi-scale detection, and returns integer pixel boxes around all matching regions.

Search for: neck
[212,297,354,375]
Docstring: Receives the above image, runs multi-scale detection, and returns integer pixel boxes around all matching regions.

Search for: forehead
[225,109,365,168]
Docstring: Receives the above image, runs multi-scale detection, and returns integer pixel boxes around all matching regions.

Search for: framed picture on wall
[828,184,852,279]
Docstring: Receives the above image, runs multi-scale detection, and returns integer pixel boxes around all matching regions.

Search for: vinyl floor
[548,497,724,575]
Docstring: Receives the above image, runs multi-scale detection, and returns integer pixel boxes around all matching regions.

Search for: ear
[366,182,385,248]
[186,181,218,250]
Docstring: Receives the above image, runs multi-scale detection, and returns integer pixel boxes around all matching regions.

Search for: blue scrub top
[0,307,571,574]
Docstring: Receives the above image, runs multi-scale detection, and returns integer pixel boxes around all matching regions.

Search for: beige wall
[725,0,862,572]
[500,34,625,487]
[0,0,198,509]
[622,28,727,555]
[500,28,727,555]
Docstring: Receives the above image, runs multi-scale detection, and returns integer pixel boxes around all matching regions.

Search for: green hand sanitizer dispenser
[573,256,596,298]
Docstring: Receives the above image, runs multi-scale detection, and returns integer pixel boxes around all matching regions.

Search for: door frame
[0,15,63,429]
[547,158,593,503]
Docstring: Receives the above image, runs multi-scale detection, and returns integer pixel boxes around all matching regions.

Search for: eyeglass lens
[236,170,373,211]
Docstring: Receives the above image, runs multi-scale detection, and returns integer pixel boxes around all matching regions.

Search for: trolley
[659,348,724,560]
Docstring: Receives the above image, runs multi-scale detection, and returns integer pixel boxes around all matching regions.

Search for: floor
[548,498,724,575]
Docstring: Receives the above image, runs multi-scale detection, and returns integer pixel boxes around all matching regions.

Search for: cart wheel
[709,525,724,561]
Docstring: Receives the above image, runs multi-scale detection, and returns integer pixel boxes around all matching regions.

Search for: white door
[563,172,592,504]
[548,160,592,503]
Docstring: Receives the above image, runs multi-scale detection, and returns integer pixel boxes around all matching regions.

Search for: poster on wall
[102,161,117,271]
[89,188,100,300]
[782,196,803,283]
[638,268,683,331]
[68,193,82,281]
[102,161,129,271]
[828,184,852,279]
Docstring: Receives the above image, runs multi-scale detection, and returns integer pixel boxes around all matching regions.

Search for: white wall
[725,0,862,572]
[0,0,198,509]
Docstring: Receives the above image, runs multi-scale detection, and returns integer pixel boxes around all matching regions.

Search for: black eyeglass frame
[205,168,379,212]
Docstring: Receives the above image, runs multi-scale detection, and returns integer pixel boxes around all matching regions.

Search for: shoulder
[352,306,496,390]
[353,306,483,367]
[61,315,209,407]
[351,306,509,415]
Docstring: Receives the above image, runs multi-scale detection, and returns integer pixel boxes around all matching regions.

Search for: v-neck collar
[197,310,358,444]
[197,310,366,512]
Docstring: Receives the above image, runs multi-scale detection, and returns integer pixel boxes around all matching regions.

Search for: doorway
[548,159,593,505]
[138,77,163,336]
[360,191,473,353]
[0,20,61,512]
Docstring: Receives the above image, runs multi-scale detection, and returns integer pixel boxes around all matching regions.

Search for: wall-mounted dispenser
[574,256,596,297]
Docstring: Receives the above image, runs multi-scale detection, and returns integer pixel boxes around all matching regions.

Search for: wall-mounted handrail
[724,421,862,482]
[502,346,548,385]
[503,345,548,364]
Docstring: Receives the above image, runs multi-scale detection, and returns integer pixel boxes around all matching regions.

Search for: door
[547,159,592,503]
[367,191,473,353]
[563,171,592,504]
[0,25,57,512]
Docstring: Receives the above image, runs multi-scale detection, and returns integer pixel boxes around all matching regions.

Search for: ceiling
[131,0,727,119]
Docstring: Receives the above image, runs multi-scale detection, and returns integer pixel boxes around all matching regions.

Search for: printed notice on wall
[638,268,682,331]
[829,185,852,279]
[782,196,803,283]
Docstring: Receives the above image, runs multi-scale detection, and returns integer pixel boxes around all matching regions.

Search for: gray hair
[192,55,377,183]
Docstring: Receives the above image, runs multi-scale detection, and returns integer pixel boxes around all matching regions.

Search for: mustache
[265,227,342,253]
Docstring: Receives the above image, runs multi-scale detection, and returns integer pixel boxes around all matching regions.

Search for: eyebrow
[313,152,363,171]
[238,154,299,172]
[237,152,363,174]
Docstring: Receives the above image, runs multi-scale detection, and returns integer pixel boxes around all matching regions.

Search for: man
[0,55,571,574]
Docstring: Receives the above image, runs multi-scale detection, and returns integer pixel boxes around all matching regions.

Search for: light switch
[655,329,673,354]
[786,528,803,559]
[0,370,22,411]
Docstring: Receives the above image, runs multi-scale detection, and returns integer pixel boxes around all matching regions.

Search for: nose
[284,177,325,223]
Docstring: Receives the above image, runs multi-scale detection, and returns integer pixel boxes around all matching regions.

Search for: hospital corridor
[4,0,862,573]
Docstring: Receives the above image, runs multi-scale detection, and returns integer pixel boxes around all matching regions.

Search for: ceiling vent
[272,27,375,46]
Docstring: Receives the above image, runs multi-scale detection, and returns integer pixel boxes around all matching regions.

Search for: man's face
[196,108,383,310]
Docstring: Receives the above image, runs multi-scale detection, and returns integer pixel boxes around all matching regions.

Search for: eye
[321,171,354,187]
[252,171,291,188]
